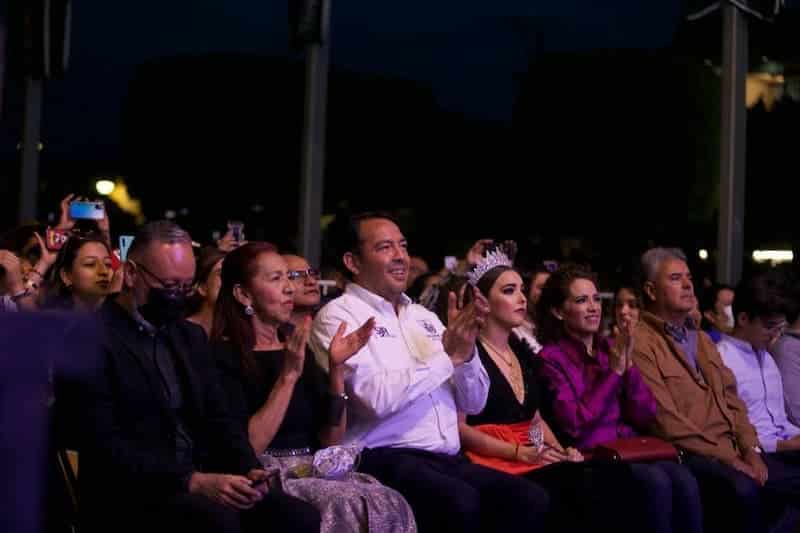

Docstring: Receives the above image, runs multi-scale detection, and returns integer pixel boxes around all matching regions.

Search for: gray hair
[640,247,688,284]
[127,220,192,261]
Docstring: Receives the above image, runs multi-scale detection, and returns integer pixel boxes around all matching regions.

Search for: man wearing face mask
[701,283,736,343]
[81,221,320,533]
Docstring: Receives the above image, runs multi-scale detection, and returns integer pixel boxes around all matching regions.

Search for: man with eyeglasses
[283,254,322,330]
[80,221,320,533]
[717,273,800,482]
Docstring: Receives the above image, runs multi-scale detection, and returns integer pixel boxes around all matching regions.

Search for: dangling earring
[244,304,255,316]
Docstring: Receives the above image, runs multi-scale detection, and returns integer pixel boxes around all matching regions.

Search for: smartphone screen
[46,228,70,251]
[69,201,105,220]
[227,221,244,243]
[118,235,134,262]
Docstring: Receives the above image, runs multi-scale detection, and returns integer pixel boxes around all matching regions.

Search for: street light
[96,179,115,196]
[753,250,793,264]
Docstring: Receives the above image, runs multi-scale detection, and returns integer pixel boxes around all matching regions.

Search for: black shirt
[466,335,540,426]
[215,343,331,451]
[107,302,194,467]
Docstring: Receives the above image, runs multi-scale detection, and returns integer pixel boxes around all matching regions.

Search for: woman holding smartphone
[457,246,634,533]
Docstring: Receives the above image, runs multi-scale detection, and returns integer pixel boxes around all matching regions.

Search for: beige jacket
[632,311,758,463]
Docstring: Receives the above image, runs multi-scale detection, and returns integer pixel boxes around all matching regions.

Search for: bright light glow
[165,210,177,220]
[698,249,709,260]
[96,180,116,196]
[752,250,793,263]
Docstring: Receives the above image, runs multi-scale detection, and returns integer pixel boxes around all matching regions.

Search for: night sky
[3,0,684,158]
[4,0,798,280]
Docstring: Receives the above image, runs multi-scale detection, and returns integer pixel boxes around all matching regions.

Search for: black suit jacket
[79,300,260,518]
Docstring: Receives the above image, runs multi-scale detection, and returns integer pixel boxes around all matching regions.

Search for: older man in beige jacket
[632,247,799,533]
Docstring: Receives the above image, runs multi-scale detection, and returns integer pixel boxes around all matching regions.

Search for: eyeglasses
[763,319,787,333]
[131,260,195,295]
[287,268,321,282]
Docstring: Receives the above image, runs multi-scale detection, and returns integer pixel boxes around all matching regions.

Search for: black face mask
[137,287,187,328]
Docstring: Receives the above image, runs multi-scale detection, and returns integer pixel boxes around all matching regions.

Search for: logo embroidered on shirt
[418,320,441,338]
[373,326,393,338]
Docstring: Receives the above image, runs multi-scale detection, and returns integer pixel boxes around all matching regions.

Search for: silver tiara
[467,249,513,287]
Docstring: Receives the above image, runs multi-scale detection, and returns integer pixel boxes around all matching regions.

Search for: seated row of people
[49,214,800,533]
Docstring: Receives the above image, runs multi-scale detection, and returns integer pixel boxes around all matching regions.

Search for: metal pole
[297,0,331,267]
[716,1,748,285]
[19,76,43,223]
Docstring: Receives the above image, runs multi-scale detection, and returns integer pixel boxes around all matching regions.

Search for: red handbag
[592,437,680,463]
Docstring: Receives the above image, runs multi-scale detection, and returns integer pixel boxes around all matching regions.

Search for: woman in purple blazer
[535,265,703,533]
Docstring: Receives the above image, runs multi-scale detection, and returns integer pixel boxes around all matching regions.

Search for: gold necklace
[480,336,525,401]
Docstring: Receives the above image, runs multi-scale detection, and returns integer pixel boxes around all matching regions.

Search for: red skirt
[464,420,547,475]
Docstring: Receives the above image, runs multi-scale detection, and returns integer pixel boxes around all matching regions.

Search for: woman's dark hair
[186,246,227,315]
[535,264,597,346]
[44,232,111,309]
[612,284,640,318]
[211,241,279,379]
[456,264,516,325]
[521,264,551,320]
[432,274,469,326]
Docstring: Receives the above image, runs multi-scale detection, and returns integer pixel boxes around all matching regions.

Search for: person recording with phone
[217,221,247,253]
[56,194,112,248]
[0,224,60,311]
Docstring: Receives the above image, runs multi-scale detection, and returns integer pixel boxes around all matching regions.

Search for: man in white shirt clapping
[311,212,550,533]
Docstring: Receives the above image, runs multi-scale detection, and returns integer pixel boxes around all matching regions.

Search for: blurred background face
[408,256,430,287]
[284,254,320,309]
[560,278,602,339]
[715,288,735,329]
[201,258,224,308]
[61,241,113,301]
[486,270,528,330]
[614,287,640,328]
[528,272,550,307]
[245,251,294,323]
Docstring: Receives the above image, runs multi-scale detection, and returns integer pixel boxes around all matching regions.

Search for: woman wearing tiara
[456,245,635,533]
[535,264,703,533]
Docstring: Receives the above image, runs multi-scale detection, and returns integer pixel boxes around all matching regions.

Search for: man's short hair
[699,283,734,314]
[640,247,688,284]
[733,272,789,323]
[127,221,192,261]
